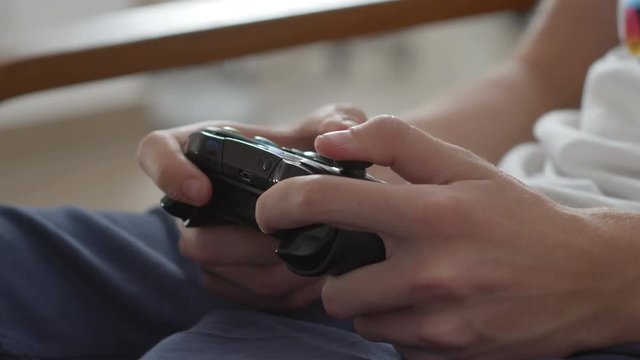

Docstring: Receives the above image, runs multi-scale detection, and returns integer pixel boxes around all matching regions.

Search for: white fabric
[499,48,640,210]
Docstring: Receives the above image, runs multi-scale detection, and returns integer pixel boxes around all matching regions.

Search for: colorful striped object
[623,0,640,55]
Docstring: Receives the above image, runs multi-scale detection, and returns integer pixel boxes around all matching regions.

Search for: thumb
[314,115,495,184]
[286,104,368,150]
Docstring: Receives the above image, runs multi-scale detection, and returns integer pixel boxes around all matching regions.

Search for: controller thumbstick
[335,160,373,178]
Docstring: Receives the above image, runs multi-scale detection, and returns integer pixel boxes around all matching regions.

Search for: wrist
[572,207,640,350]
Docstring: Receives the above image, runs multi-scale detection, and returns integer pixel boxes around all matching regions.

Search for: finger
[179,225,282,266]
[316,114,361,135]
[202,268,324,312]
[322,235,474,320]
[221,123,303,149]
[321,254,423,319]
[165,119,294,146]
[138,127,213,205]
[292,104,368,149]
[208,264,319,299]
[334,104,367,124]
[137,120,292,205]
[256,175,444,238]
[353,304,471,351]
[314,115,495,185]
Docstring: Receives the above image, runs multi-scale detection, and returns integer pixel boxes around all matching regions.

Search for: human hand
[256,116,640,357]
[137,104,366,206]
[137,104,366,311]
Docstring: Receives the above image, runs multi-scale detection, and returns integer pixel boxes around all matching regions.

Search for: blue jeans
[0,205,637,359]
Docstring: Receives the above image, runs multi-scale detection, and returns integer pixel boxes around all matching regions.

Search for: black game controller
[160,127,386,277]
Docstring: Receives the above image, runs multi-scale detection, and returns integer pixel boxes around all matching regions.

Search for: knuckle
[409,271,451,301]
[179,229,221,265]
[321,284,351,319]
[335,103,367,122]
[408,257,472,301]
[155,163,181,197]
[137,130,184,194]
[413,190,469,232]
[351,115,411,158]
[291,176,331,217]
[413,262,469,300]
[417,316,475,350]
[137,130,167,160]
[366,114,408,135]
[313,103,341,119]
[321,296,344,319]
[247,272,293,298]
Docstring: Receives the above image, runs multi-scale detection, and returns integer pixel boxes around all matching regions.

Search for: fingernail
[318,130,352,146]
[182,179,205,204]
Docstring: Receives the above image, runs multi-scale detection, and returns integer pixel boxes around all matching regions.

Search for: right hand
[137,104,366,312]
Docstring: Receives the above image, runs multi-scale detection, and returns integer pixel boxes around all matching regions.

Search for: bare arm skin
[401,0,619,164]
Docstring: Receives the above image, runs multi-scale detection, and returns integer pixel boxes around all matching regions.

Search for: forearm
[400,59,565,164]
[367,60,558,184]
[368,60,560,183]
[398,0,618,164]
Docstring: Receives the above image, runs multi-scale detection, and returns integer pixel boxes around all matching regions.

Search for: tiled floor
[0,13,525,212]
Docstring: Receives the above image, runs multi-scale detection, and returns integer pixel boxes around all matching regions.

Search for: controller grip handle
[276,226,386,277]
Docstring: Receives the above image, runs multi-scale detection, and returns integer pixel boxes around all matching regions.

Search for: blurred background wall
[0,0,527,211]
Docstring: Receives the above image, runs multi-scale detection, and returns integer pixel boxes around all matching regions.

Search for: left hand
[255,116,640,359]
[136,104,368,312]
